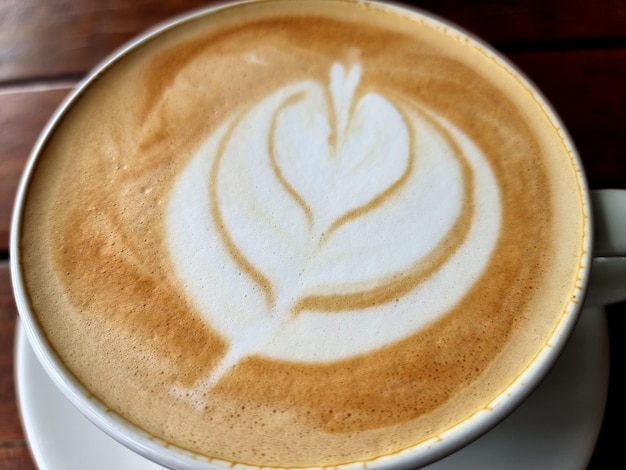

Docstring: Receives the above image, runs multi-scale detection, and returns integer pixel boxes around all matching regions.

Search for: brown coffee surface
[19,0,587,466]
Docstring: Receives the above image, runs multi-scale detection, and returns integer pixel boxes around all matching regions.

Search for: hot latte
[19,0,587,466]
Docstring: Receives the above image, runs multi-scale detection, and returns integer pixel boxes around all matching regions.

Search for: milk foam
[167,63,502,393]
[19,2,586,464]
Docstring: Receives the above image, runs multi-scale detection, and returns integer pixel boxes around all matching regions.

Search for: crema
[20,0,586,466]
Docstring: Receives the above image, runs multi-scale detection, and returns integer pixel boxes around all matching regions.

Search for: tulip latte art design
[19,2,586,466]
[168,62,501,401]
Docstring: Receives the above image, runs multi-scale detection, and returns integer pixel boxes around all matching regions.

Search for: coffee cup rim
[10,1,593,469]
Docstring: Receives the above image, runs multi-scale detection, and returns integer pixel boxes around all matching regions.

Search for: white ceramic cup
[10,1,626,469]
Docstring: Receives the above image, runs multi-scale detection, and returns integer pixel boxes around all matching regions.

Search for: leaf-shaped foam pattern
[167,63,501,377]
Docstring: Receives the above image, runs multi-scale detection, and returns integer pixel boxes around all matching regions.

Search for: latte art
[18,1,586,467]
[168,62,502,392]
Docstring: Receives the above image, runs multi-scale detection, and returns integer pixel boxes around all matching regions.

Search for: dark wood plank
[2,0,626,83]
[0,0,216,83]
[0,444,36,470]
[509,48,626,189]
[0,263,25,444]
[0,84,74,251]
[416,0,626,46]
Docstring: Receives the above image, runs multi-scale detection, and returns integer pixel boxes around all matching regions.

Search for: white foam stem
[330,63,361,149]
[172,295,298,409]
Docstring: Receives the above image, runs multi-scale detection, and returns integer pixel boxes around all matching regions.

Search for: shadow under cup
[10,1,598,469]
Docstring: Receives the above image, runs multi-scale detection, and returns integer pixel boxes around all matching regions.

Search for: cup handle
[585,189,626,306]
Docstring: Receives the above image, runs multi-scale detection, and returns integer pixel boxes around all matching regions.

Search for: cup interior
[10,1,592,469]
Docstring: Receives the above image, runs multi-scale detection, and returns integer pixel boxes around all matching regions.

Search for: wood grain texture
[0,0,216,83]
[0,445,36,470]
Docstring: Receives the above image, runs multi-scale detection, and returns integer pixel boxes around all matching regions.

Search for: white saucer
[15,304,609,470]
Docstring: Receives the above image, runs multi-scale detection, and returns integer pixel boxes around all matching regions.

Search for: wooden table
[1,1,624,468]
